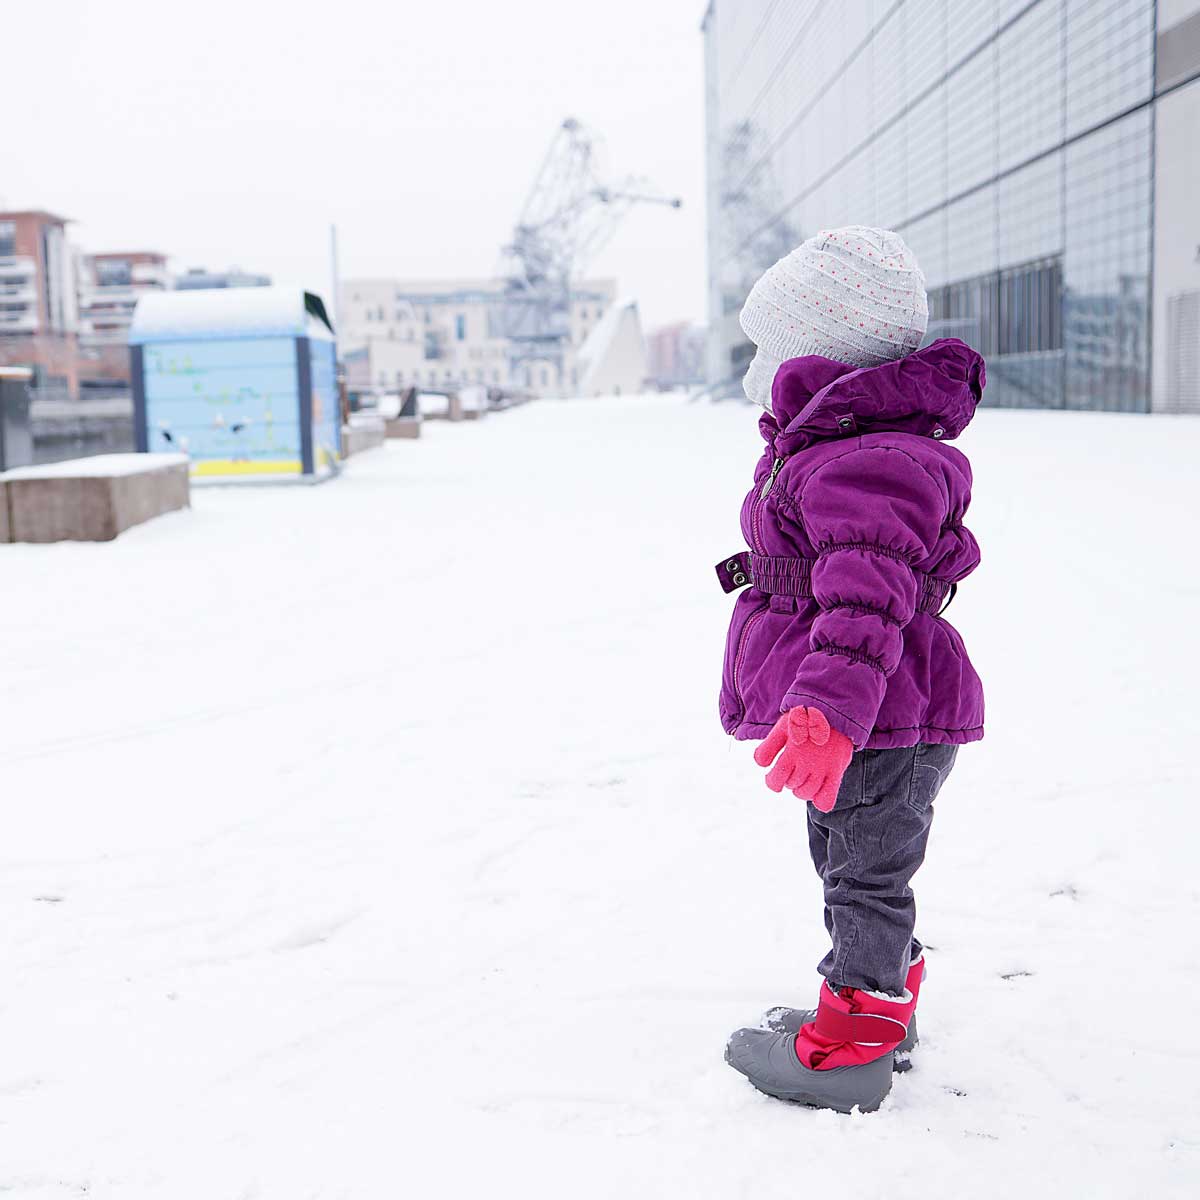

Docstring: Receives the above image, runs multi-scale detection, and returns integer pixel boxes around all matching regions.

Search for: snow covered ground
[1,396,1197,1198]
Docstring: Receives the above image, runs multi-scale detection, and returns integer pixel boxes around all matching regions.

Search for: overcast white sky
[4,0,708,330]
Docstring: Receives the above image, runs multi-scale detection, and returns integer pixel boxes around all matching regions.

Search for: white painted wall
[576,299,647,396]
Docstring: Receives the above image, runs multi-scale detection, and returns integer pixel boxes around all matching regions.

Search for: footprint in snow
[272,911,362,952]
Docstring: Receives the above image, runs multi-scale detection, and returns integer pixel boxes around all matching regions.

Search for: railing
[0,312,38,332]
[0,256,36,278]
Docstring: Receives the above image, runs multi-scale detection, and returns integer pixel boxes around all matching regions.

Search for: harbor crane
[498,117,681,387]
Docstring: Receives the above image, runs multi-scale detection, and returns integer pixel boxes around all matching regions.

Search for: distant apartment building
[339,277,616,397]
[175,266,271,290]
[645,321,706,389]
[76,251,171,390]
[0,211,79,397]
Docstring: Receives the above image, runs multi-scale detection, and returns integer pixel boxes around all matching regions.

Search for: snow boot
[758,952,925,1071]
[726,982,917,1113]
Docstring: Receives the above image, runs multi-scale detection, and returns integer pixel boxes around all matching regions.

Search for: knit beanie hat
[740,226,929,409]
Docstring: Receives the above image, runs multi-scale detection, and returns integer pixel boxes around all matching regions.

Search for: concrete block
[384,416,422,440]
[2,453,189,543]
[342,417,386,457]
[447,393,463,422]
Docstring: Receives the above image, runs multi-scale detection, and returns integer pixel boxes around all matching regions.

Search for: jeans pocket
[907,743,958,814]
[827,750,869,811]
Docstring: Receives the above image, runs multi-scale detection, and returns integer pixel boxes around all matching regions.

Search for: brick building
[0,211,79,397]
[645,321,706,389]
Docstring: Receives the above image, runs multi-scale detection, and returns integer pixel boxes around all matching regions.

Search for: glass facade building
[702,0,1200,412]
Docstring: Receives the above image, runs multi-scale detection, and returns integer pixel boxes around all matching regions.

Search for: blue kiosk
[129,286,341,479]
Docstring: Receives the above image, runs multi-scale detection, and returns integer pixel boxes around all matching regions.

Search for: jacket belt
[748,553,955,615]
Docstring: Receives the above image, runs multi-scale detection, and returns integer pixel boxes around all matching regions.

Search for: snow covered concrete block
[384,416,422,440]
[2,453,189,543]
[460,384,488,420]
[342,417,386,457]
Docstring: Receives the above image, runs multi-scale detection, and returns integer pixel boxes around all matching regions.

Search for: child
[717,226,985,1113]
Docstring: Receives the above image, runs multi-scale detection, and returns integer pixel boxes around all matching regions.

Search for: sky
[3,0,709,330]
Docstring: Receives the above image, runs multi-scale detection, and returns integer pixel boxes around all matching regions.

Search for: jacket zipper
[731,607,766,721]
[759,455,784,499]
[751,455,783,556]
[733,453,785,721]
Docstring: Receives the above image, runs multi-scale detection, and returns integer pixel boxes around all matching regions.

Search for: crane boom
[498,118,681,389]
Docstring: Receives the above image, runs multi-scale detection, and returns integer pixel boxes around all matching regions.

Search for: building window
[95,259,132,286]
[927,256,1064,359]
[455,313,466,341]
[0,222,15,258]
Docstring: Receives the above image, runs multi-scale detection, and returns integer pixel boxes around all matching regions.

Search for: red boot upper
[795,954,925,1071]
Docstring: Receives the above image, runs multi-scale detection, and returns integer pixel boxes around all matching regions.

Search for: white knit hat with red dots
[739,225,928,409]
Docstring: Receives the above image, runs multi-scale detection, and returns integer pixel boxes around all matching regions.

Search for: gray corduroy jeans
[806,743,958,996]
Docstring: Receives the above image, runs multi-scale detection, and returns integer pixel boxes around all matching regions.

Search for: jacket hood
[762,338,986,455]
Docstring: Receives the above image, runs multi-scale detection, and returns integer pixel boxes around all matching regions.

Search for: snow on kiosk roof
[129,286,335,344]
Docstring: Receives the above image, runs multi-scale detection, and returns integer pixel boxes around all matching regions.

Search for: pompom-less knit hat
[740,226,929,409]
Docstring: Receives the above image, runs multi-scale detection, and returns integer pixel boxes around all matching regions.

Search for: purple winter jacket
[719,338,986,751]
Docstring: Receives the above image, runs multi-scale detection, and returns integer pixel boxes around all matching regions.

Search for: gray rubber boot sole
[725,1026,894,1113]
[759,1007,919,1072]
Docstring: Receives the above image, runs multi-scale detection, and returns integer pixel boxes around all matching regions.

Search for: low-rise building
[339,277,616,398]
[645,321,706,390]
[0,210,79,398]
